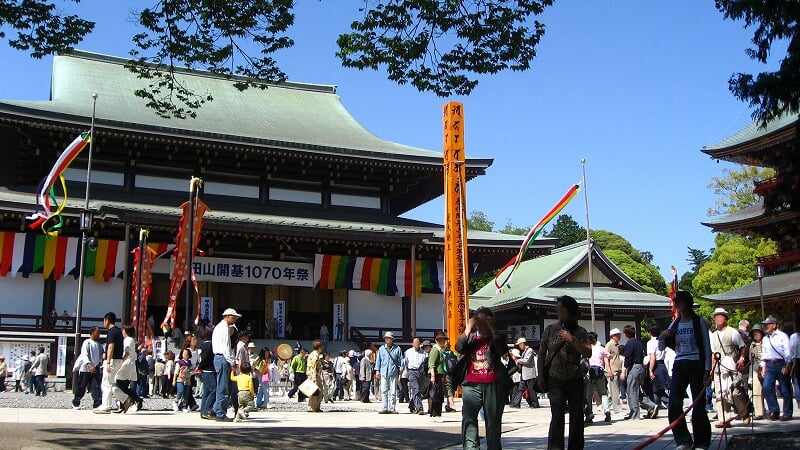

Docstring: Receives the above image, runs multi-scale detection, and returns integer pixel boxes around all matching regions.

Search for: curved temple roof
[0,51,492,168]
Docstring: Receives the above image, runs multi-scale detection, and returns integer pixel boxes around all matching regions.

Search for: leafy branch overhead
[336,0,554,96]
[127,0,295,119]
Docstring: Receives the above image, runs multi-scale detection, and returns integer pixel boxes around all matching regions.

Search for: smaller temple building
[700,113,800,322]
[470,241,672,345]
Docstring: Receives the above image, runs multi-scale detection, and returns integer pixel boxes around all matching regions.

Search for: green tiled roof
[470,241,671,312]
[0,51,492,167]
[703,270,800,303]
[702,113,798,153]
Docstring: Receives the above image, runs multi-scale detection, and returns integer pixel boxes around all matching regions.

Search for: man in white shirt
[405,337,427,415]
[759,316,792,421]
[211,308,240,422]
[72,326,103,409]
[709,308,749,427]
[584,332,612,423]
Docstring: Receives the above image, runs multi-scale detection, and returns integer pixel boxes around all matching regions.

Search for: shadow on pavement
[0,424,461,450]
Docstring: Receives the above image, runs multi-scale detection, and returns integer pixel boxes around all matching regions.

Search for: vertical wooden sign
[443,102,469,349]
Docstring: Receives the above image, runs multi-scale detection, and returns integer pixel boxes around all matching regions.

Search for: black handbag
[450,355,469,388]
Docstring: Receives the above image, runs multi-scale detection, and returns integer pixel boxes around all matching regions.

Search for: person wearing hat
[659,291,712,450]
[374,331,404,414]
[510,336,539,408]
[211,307,241,421]
[605,327,623,415]
[709,307,750,427]
[759,316,793,421]
[404,337,427,415]
[749,324,766,419]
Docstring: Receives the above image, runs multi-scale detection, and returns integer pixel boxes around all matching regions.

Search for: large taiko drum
[277,343,293,361]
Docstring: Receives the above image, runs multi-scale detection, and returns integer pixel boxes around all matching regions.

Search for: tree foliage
[716,0,800,126]
[546,214,586,247]
[0,0,556,118]
[692,233,777,296]
[466,209,494,232]
[589,230,668,295]
[707,165,775,216]
[469,270,496,294]
[337,0,553,96]
[499,219,529,236]
[686,247,712,272]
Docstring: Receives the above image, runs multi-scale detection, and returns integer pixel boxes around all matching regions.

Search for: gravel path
[0,390,376,413]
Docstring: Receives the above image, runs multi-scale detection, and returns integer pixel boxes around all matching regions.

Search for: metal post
[73,93,98,361]
[411,245,417,338]
[757,264,765,317]
[582,158,596,332]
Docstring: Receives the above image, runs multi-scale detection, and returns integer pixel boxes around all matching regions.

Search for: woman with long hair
[537,296,592,450]
[116,325,144,412]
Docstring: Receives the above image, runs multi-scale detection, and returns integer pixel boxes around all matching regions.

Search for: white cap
[247,342,256,348]
[712,307,729,318]
[510,349,521,358]
[383,331,394,339]
[222,308,241,317]
[609,328,621,336]
[515,337,527,345]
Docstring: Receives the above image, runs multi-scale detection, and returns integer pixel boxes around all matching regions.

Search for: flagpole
[185,177,201,332]
[137,228,148,339]
[581,158,595,332]
[73,93,98,362]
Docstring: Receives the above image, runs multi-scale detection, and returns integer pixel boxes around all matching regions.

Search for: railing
[757,248,800,275]
[349,326,443,346]
[753,176,781,197]
[0,313,106,333]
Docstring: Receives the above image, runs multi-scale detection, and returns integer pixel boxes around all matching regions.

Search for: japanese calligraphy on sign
[172,256,314,287]
[443,101,469,348]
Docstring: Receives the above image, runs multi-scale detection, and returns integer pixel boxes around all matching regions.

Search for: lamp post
[73,93,98,361]
[757,264,765,317]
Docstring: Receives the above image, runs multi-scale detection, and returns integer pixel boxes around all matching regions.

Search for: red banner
[162,198,209,329]
[131,245,156,342]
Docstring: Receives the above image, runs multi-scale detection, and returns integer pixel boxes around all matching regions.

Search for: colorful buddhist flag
[313,254,443,296]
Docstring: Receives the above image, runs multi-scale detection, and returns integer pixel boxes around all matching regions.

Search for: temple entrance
[282,286,333,340]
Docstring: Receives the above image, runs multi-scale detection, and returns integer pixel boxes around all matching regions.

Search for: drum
[277,343,293,361]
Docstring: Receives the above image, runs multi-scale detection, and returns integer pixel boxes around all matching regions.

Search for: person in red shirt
[456,306,510,450]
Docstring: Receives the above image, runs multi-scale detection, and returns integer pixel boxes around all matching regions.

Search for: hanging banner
[274,300,286,339]
[200,297,214,325]
[443,101,469,348]
[162,197,209,329]
[178,256,313,287]
[332,303,345,340]
[56,336,67,376]
[153,339,166,361]
[131,243,157,342]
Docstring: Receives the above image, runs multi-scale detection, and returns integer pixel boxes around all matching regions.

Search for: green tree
[1,0,555,118]
[546,214,586,248]
[603,249,667,295]
[692,233,778,296]
[469,271,496,294]
[499,219,529,236]
[687,247,712,272]
[466,210,494,232]
[716,1,800,125]
[707,165,775,216]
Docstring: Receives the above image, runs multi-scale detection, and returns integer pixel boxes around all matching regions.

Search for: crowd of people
[3,293,799,450]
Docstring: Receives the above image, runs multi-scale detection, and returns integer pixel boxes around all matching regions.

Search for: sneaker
[72,405,80,410]
[172,402,179,412]
[93,407,112,414]
[200,413,214,420]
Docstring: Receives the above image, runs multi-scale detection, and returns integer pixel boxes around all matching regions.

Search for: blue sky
[0,1,779,281]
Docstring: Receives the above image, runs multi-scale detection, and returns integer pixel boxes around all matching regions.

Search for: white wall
[55,277,124,320]
[348,290,402,329]
[0,276,44,315]
[415,293,445,331]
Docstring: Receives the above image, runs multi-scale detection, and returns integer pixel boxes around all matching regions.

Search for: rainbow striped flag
[313,254,444,296]
[0,231,125,281]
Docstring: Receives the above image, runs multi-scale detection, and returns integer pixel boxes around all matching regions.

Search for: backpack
[443,350,459,374]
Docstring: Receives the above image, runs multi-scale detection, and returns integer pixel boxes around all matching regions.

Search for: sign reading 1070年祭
[172,256,314,287]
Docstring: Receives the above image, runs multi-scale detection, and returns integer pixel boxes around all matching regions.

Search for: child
[231,362,256,421]
[173,348,192,412]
